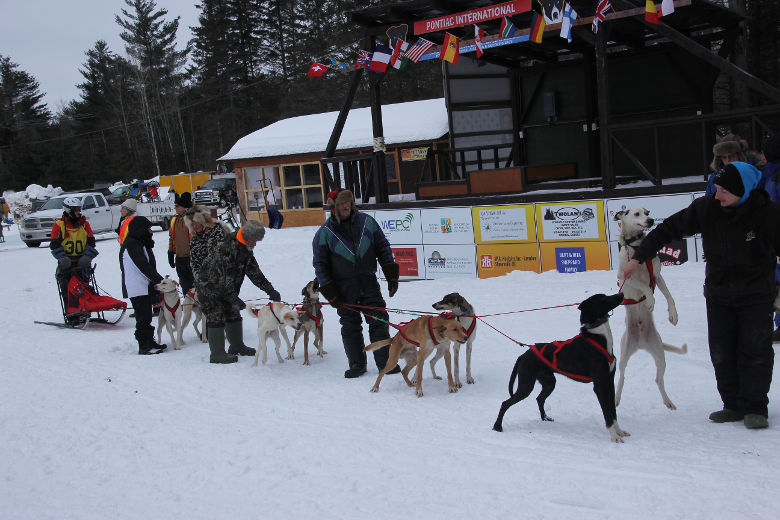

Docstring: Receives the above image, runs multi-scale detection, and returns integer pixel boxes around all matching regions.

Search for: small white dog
[154,276,183,350]
[247,302,302,366]
[615,207,687,410]
[180,289,206,343]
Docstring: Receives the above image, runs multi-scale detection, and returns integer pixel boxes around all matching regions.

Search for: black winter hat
[713,163,745,197]
[762,134,780,163]
[175,192,193,208]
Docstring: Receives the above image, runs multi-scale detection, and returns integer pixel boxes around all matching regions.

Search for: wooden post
[322,68,365,190]
[595,28,614,189]
[367,36,389,204]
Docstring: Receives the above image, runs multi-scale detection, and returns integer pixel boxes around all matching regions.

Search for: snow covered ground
[1,223,778,520]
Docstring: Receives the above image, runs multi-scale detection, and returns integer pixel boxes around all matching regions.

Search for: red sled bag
[66,276,127,314]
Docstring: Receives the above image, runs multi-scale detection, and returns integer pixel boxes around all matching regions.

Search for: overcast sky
[0,0,200,112]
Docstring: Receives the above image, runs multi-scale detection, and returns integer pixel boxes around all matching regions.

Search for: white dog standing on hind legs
[615,207,688,410]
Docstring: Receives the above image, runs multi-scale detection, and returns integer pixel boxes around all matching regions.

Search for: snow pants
[131,294,154,348]
[200,293,242,328]
[175,256,195,297]
[335,276,390,370]
[706,299,775,417]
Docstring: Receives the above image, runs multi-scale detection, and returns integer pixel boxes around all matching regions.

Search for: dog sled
[35,268,127,329]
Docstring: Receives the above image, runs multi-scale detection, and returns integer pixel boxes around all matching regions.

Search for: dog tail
[364,338,392,352]
[508,356,523,396]
[664,342,687,355]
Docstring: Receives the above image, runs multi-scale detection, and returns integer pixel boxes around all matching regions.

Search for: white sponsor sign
[477,206,533,242]
[420,207,474,245]
[423,244,477,279]
[538,202,601,240]
[373,209,422,244]
[605,194,695,241]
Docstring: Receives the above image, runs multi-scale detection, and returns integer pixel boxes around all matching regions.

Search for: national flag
[354,50,372,69]
[592,0,612,34]
[499,16,517,38]
[439,32,460,65]
[389,39,408,67]
[369,43,393,73]
[328,57,349,70]
[402,37,434,63]
[645,1,659,24]
[307,61,328,78]
[560,3,578,42]
[474,25,486,58]
[530,12,545,44]
[659,0,675,17]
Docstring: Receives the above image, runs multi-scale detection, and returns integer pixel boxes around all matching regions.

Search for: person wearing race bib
[50,197,99,290]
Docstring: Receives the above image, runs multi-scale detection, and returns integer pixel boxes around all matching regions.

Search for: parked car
[106,184,131,205]
[193,176,237,207]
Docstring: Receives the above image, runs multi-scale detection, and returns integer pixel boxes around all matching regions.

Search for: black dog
[492,293,631,443]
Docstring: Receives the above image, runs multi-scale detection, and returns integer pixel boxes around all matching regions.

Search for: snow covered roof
[218,98,448,161]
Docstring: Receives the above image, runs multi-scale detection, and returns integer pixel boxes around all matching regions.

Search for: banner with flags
[645,1,659,24]
[592,0,611,34]
[391,40,411,70]
[307,62,328,78]
[354,50,372,69]
[439,32,460,65]
[659,0,674,17]
[474,25,486,58]
[500,16,517,38]
[530,12,545,44]
[402,37,434,63]
[328,58,349,71]
[370,43,393,73]
[560,3,578,42]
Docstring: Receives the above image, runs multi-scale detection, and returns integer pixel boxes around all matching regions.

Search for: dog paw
[286,354,294,360]
[370,387,379,393]
[432,375,442,380]
[542,415,554,422]
[303,360,310,366]
[448,386,458,393]
[174,346,181,350]
[492,424,503,432]
[668,309,678,325]
[664,400,677,410]
[416,390,424,397]
[466,376,475,384]
[455,381,463,389]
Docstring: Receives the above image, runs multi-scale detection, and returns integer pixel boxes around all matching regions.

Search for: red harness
[622,259,656,305]
[395,316,439,347]
[158,293,180,315]
[296,305,323,327]
[530,334,615,383]
[438,311,476,339]
[250,302,282,323]
[185,289,199,305]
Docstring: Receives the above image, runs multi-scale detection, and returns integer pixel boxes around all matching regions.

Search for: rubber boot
[207,325,238,364]
[225,319,256,356]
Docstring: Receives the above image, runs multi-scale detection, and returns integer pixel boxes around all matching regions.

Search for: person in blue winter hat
[624,161,780,430]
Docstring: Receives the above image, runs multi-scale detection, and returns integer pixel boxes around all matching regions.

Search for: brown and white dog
[290,278,326,365]
[364,316,467,397]
[180,288,206,343]
[247,302,302,366]
[154,276,183,350]
[431,293,477,387]
[614,207,687,410]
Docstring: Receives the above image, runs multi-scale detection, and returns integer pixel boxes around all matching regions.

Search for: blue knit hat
[713,161,761,207]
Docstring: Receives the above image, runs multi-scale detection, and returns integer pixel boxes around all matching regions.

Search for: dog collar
[438,309,476,339]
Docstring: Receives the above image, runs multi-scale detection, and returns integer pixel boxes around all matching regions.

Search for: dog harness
[296,305,322,327]
[530,333,614,383]
[250,302,284,323]
[621,258,656,305]
[394,317,439,347]
[158,292,180,315]
[186,289,199,305]
[438,310,476,339]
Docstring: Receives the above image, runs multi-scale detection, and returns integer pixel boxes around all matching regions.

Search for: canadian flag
[307,61,328,78]
[474,25,486,58]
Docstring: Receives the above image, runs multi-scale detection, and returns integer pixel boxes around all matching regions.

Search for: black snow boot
[344,365,367,378]
[225,319,256,356]
[207,325,238,364]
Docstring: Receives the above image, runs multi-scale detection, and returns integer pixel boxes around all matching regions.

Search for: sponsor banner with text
[413,0,531,34]
[536,200,606,241]
[420,207,475,245]
[539,242,611,273]
[472,204,536,243]
[477,243,541,278]
[423,244,477,279]
[388,246,425,280]
[373,209,422,244]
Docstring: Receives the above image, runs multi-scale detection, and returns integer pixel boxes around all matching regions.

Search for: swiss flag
[307,61,328,78]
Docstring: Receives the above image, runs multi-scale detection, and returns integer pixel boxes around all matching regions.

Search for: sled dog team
[149,206,709,442]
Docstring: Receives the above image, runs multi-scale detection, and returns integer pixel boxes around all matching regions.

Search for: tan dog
[364,316,467,397]
[247,302,302,366]
[154,276,183,350]
[290,279,326,365]
[180,289,206,343]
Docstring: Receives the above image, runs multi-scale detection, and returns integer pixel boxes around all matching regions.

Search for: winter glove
[233,295,247,310]
[267,288,281,302]
[319,280,342,308]
[84,245,99,259]
[168,251,176,269]
[51,246,66,260]
[381,263,400,298]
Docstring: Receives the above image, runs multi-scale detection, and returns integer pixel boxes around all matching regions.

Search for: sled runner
[36,268,127,329]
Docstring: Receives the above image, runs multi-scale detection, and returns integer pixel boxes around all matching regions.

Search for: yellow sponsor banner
[472,204,536,244]
[477,243,541,278]
[401,147,429,161]
[539,241,611,273]
[535,200,606,242]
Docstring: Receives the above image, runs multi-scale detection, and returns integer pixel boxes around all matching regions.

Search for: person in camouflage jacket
[184,205,232,280]
[196,220,281,364]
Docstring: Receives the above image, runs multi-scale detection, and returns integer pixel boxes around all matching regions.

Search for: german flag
[530,11,545,44]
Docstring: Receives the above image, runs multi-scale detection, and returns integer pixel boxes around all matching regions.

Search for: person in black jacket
[624,162,780,429]
[313,189,400,378]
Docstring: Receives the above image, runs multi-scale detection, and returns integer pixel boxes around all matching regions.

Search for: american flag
[402,37,434,63]
[592,0,612,34]
[354,50,372,69]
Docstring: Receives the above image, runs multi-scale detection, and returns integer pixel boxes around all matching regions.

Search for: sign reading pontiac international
[413,0,531,35]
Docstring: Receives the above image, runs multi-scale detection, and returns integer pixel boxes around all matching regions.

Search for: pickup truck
[193,176,237,207]
[19,192,174,248]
